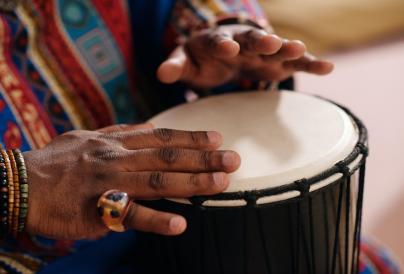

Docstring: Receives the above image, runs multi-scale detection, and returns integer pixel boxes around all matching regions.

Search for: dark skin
[24,24,333,240]
[158,25,333,88]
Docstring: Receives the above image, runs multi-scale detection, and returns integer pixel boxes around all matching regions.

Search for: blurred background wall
[260,0,404,265]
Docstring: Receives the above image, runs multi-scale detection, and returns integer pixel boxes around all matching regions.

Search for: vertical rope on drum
[322,191,330,273]
[288,204,297,274]
[331,180,344,274]
[336,162,352,274]
[295,179,310,274]
[301,202,313,273]
[296,202,301,274]
[243,204,248,274]
[257,207,272,274]
[345,176,351,274]
[212,211,225,274]
[355,162,366,274]
[198,207,205,274]
[309,197,317,274]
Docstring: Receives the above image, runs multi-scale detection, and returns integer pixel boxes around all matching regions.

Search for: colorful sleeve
[168,0,271,43]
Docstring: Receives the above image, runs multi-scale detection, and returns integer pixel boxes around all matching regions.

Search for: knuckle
[158,148,180,164]
[124,202,138,228]
[209,32,228,47]
[153,128,173,143]
[89,148,120,162]
[190,131,209,145]
[200,151,211,169]
[86,136,110,147]
[188,174,201,188]
[148,172,167,191]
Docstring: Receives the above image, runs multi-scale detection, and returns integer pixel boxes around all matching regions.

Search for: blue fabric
[129,0,188,112]
[39,231,137,274]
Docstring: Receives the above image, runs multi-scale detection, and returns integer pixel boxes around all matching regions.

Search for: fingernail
[222,151,236,168]
[213,172,228,189]
[207,131,222,145]
[169,217,185,233]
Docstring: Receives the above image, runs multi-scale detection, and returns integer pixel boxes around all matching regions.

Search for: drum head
[150,91,359,193]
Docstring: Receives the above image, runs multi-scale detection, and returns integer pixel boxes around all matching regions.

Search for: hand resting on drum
[157,24,334,88]
[22,123,241,240]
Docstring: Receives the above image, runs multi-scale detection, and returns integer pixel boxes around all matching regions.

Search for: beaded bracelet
[13,149,28,232]
[7,150,20,236]
[0,149,29,237]
[0,150,13,230]
[0,152,8,234]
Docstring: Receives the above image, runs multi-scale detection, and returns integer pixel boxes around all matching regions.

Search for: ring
[97,190,130,232]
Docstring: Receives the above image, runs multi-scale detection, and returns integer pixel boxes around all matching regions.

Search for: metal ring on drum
[135,90,368,274]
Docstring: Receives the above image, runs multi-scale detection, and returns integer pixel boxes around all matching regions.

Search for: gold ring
[97,190,130,232]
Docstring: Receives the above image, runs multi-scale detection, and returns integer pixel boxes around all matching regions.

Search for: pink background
[296,38,404,265]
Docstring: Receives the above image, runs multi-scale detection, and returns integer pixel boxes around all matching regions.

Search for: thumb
[157,46,187,84]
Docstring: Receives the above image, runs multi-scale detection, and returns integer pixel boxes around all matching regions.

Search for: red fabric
[0,17,57,148]
[31,0,115,129]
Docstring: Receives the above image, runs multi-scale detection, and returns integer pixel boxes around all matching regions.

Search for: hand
[157,24,334,89]
[23,123,240,240]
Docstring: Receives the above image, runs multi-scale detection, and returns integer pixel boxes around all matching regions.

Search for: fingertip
[259,34,283,55]
[213,172,230,190]
[310,61,335,75]
[215,39,240,58]
[157,59,184,84]
[323,61,335,74]
[222,151,241,173]
[286,40,307,60]
[207,131,223,147]
[169,216,187,235]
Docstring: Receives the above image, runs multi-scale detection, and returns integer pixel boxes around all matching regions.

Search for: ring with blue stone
[97,190,130,232]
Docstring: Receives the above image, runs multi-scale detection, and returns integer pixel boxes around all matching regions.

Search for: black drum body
[136,101,368,274]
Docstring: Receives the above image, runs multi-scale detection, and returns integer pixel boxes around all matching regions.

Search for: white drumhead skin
[150,91,359,193]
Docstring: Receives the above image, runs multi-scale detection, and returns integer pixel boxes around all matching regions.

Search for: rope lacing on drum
[357,143,369,157]
[336,161,351,177]
[185,99,368,207]
[190,197,206,208]
[244,191,258,206]
[294,179,310,196]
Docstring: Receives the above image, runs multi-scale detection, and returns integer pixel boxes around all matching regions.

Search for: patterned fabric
[0,0,400,273]
[359,241,400,274]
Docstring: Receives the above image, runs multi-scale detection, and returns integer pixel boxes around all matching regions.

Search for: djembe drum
[135,91,368,274]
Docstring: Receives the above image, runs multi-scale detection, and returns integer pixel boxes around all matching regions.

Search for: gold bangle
[13,149,28,232]
[7,150,19,236]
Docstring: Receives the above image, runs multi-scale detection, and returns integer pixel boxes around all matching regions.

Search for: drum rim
[186,97,368,207]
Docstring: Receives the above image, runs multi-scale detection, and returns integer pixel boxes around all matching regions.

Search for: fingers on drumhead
[109,129,223,150]
[124,202,187,235]
[111,172,230,199]
[119,149,240,173]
